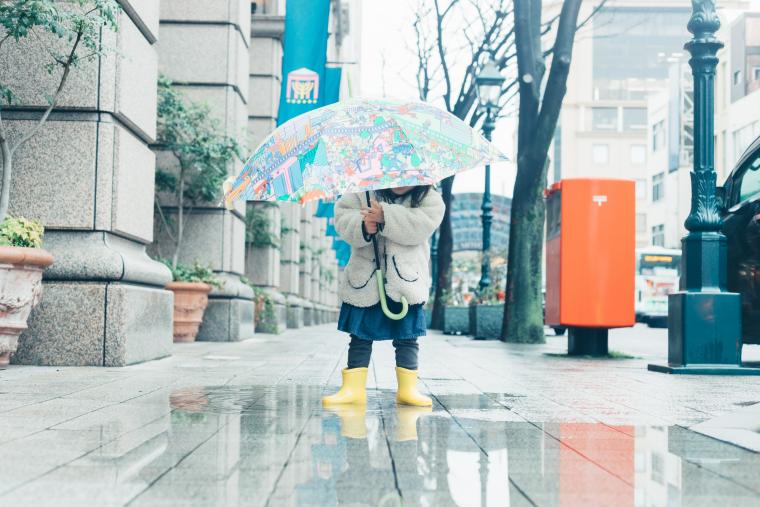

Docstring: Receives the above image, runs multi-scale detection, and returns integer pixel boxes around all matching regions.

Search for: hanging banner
[324,67,343,105]
[277,0,331,125]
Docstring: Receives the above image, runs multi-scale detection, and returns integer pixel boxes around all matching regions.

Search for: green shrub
[241,277,280,334]
[245,204,279,248]
[163,261,222,288]
[0,216,44,248]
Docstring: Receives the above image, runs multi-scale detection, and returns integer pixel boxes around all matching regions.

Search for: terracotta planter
[0,246,54,365]
[166,282,212,343]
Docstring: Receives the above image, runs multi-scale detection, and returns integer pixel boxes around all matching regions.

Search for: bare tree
[501,0,584,343]
[408,0,603,333]
[409,0,516,328]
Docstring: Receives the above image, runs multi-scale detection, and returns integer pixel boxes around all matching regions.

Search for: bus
[635,247,681,327]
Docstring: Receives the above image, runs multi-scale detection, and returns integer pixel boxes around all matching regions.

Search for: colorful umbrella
[224,99,507,319]
[224,99,505,205]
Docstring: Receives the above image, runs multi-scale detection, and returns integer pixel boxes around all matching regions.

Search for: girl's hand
[364,220,378,235]
[361,199,385,225]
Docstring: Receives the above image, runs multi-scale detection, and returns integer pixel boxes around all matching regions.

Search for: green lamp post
[475,52,505,291]
[649,0,760,375]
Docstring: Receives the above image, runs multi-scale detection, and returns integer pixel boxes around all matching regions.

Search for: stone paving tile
[1,324,760,506]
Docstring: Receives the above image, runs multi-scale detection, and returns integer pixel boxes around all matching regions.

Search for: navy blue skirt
[338,299,427,341]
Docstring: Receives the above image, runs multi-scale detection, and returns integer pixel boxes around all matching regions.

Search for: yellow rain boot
[395,367,432,407]
[322,367,368,406]
[395,405,432,441]
[324,405,367,439]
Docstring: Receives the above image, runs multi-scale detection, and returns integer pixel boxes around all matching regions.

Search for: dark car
[721,135,760,344]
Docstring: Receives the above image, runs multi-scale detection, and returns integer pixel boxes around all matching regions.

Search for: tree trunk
[0,141,11,223]
[502,156,548,343]
[500,0,582,344]
[172,172,185,270]
[431,175,454,329]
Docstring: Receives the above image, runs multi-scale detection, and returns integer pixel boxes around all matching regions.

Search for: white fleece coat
[334,189,446,307]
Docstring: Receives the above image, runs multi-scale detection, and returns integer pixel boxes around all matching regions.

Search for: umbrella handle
[374,269,409,320]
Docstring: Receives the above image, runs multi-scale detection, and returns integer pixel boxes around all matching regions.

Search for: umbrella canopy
[224,99,506,206]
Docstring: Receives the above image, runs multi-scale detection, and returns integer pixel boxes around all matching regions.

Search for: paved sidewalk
[1,325,759,506]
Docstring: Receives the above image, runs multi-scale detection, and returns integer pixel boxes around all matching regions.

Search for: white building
[644,9,760,249]
[555,1,756,248]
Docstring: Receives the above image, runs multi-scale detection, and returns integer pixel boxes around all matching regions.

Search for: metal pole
[649,0,759,375]
[478,107,495,291]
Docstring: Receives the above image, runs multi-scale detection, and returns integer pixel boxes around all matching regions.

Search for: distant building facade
[644,9,760,250]
[556,0,753,249]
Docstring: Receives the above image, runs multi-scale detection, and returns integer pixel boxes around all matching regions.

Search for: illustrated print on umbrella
[224,99,507,320]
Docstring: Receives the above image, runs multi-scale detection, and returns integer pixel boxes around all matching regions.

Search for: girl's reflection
[296,404,444,506]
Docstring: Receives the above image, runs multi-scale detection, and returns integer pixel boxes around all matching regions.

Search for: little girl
[323,185,445,407]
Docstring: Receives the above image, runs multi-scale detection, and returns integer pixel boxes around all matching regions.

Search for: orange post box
[545,178,635,348]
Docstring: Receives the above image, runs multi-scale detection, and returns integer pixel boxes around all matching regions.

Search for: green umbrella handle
[374,269,409,320]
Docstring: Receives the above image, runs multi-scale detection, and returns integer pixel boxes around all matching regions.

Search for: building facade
[3,0,355,366]
[556,0,754,249]
[644,9,760,250]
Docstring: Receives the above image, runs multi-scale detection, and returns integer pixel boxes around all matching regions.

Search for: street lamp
[475,52,505,291]
[648,0,759,375]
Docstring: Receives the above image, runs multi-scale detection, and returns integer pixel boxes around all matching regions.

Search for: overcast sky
[359,0,517,197]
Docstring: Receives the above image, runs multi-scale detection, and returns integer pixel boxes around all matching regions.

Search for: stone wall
[4,2,173,366]
[2,1,341,366]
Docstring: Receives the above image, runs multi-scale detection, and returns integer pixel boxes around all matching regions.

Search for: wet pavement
[1,325,760,506]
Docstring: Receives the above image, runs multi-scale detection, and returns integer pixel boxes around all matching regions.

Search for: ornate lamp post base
[648,234,760,375]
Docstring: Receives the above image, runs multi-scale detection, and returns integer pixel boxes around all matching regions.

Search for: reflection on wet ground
[3,384,758,506]
[3,326,760,507]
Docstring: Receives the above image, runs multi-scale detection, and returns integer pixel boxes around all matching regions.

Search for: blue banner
[315,201,334,218]
[277,0,331,125]
[324,67,342,105]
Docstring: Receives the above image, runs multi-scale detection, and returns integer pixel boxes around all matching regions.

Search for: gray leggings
[347,335,419,370]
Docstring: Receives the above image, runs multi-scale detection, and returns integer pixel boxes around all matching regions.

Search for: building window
[592,107,618,131]
[592,144,609,164]
[636,179,647,201]
[636,213,647,234]
[652,224,665,247]
[733,70,742,86]
[623,108,647,131]
[754,67,760,81]
[652,172,664,202]
[630,144,646,165]
[653,120,665,151]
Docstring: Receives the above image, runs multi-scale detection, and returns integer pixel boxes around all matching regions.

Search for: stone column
[279,203,303,328]
[310,219,323,323]
[244,11,287,334]
[244,203,286,333]
[5,4,173,366]
[156,0,254,342]
[299,204,314,326]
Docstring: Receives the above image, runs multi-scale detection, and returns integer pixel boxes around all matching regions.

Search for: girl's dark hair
[375,185,432,208]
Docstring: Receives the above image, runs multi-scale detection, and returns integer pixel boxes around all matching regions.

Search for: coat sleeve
[379,189,445,246]
[334,193,372,248]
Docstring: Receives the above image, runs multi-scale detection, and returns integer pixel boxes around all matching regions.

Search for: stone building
[2,0,354,366]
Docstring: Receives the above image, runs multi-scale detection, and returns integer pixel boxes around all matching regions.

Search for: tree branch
[514,0,539,154]
[433,0,458,112]
[9,27,85,156]
[577,0,609,31]
[534,0,583,160]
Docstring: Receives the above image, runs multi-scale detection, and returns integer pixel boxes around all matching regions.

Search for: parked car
[721,135,760,345]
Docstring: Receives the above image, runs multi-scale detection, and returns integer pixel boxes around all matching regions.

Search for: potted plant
[469,285,505,340]
[0,218,53,364]
[163,262,220,343]
[152,78,241,341]
[442,290,470,335]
